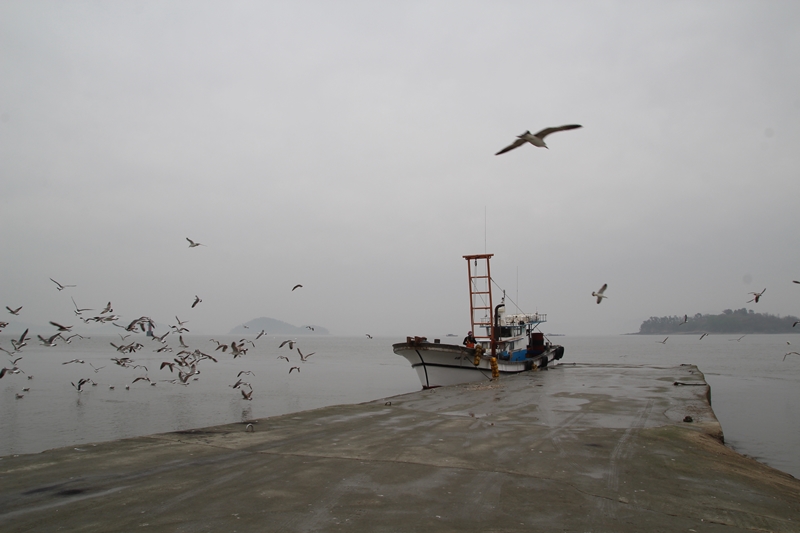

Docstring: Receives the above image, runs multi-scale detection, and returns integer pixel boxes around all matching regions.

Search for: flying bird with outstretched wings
[495,125,582,155]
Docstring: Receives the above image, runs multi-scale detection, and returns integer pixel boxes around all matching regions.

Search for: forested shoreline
[637,308,799,334]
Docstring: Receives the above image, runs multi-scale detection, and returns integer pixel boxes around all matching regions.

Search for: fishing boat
[393,254,565,389]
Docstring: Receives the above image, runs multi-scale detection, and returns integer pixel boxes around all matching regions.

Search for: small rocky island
[637,308,799,335]
[229,317,330,335]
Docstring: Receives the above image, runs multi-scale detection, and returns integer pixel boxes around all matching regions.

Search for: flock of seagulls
[3,120,798,405]
[0,237,359,404]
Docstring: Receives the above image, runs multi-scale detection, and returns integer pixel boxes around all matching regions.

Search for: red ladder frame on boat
[464,254,494,345]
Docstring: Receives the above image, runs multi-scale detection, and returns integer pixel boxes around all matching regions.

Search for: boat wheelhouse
[393,254,564,388]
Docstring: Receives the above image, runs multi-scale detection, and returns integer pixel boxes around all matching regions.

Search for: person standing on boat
[463,331,477,348]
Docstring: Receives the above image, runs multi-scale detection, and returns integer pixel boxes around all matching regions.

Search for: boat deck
[1,364,799,531]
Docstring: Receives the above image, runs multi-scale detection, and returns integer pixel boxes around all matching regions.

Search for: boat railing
[500,313,546,325]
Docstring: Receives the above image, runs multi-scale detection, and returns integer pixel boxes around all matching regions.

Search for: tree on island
[638,308,799,335]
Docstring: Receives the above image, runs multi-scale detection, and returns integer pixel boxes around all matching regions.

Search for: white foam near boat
[393,254,565,389]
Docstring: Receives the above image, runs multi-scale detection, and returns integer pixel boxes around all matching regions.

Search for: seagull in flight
[50,278,76,291]
[297,348,315,362]
[292,284,303,291]
[279,340,296,350]
[747,288,766,303]
[186,238,205,248]
[495,124,582,155]
[6,306,22,315]
[1,367,22,379]
[71,297,92,316]
[192,295,202,308]
[38,333,63,346]
[699,333,708,340]
[592,284,608,304]
[657,337,668,344]
[49,321,73,332]
[12,329,30,351]
[784,352,800,361]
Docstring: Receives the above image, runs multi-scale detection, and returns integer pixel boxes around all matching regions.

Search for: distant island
[229,317,330,336]
[637,308,799,335]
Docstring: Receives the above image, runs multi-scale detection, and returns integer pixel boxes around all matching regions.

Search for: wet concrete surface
[1,364,799,532]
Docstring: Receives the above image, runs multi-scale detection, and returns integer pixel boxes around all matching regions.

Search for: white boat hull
[393,339,563,389]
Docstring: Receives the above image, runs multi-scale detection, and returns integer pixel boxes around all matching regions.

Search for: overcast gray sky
[2,1,799,337]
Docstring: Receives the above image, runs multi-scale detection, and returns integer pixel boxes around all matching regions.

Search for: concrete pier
[1,364,799,532]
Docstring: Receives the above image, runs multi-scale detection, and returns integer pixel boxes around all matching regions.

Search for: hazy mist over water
[1,0,799,492]
[1,2,800,339]
[1,334,798,479]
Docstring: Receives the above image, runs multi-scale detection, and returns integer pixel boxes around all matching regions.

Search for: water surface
[1,333,797,479]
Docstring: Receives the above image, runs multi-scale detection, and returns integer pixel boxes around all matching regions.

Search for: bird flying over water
[12,329,30,350]
[592,284,608,304]
[1,367,22,379]
[192,295,202,308]
[495,125,582,155]
[292,284,303,291]
[6,306,22,315]
[784,352,800,361]
[186,238,205,248]
[49,321,73,332]
[71,378,91,392]
[297,349,315,362]
[657,337,668,344]
[699,333,708,340]
[71,298,92,316]
[38,333,63,346]
[289,366,300,374]
[279,340,295,350]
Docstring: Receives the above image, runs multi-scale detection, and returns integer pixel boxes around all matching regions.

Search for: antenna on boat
[484,205,487,254]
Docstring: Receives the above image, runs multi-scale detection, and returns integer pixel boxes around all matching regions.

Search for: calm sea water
[1,333,798,479]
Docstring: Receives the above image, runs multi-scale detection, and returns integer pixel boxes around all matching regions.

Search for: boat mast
[464,254,495,357]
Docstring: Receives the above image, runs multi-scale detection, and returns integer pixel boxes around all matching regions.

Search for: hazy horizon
[2,1,799,339]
